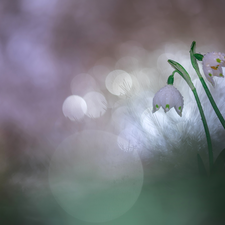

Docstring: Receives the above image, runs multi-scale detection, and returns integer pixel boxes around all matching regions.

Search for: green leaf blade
[190,41,201,74]
[194,53,204,61]
[167,59,195,90]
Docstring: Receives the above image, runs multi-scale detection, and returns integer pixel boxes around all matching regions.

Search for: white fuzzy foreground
[121,73,225,176]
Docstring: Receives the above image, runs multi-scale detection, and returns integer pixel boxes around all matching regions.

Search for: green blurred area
[1,156,225,225]
[0,126,225,225]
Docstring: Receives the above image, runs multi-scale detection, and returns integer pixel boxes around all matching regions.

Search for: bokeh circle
[48,130,143,223]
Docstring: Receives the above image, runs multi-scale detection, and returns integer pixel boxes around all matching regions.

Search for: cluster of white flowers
[152,51,225,117]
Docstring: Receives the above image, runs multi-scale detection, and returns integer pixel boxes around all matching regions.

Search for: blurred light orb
[49,130,143,223]
[83,91,107,118]
[62,95,87,121]
[71,73,98,97]
[105,70,133,96]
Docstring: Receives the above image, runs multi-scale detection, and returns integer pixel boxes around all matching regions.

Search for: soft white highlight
[83,91,107,118]
[62,95,87,121]
[105,70,133,96]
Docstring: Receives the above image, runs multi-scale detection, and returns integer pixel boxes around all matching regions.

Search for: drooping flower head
[152,84,184,117]
[202,52,225,87]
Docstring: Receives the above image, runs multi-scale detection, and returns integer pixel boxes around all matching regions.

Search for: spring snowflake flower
[202,52,225,87]
[152,84,184,117]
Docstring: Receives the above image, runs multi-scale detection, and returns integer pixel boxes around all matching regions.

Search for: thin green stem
[172,70,178,77]
[199,77,225,129]
[190,41,225,129]
[170,63,214,173]
[167,70,178,85]
[192,88,213,173]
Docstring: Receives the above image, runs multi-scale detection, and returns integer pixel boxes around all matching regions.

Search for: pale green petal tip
[165,104,170,112]
[175,106,182,117]
[216,58,221,63]
[152,104,160,113]
[178,107,182,117]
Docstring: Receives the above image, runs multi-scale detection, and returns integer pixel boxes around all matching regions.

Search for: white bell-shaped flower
[202,52,225,87]
[152,84,184,117]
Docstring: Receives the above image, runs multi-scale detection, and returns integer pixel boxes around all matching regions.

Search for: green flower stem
[168,60,214,173]
[167,70,177,85]
[190,41,225,129]
[199,77,225,129]
[192,88,213,173]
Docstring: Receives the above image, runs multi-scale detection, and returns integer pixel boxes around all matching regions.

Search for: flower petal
[219,53,225,66]
[203,63,215,87]
[174,94,184,117]
[152,85,184,116]
[212,66,224,78]
[202,52,225,86]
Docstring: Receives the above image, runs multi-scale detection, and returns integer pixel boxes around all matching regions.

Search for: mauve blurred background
[1,0,225,224]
